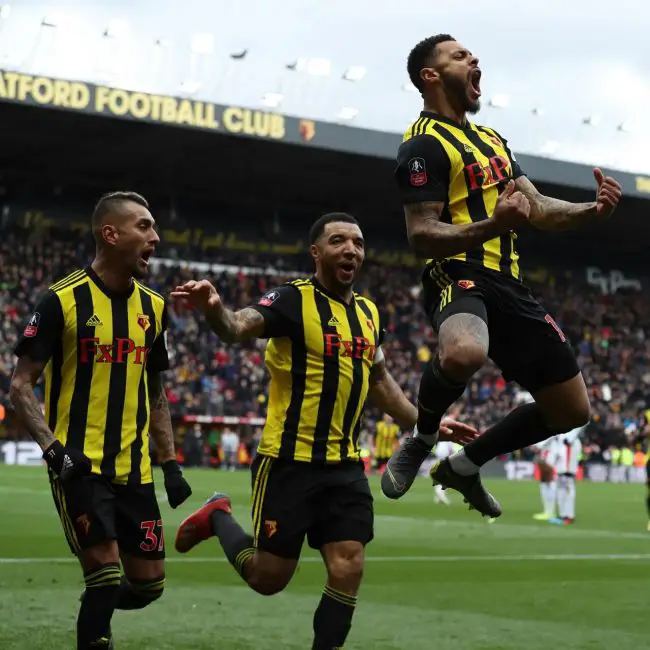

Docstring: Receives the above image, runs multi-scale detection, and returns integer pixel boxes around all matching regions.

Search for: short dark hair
[407,34,455,92]
[309,212,359,244]
[92,191,149,227]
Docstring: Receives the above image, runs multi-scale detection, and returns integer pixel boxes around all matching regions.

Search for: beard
[442,72,481,114]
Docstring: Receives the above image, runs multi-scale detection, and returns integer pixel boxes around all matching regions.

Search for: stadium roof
[2,0,649,174]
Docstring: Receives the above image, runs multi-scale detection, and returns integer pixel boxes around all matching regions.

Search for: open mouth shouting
[469,68,482,101]
[337,260,357,281]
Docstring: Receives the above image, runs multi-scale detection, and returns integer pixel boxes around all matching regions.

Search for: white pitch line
[1,553,650,565]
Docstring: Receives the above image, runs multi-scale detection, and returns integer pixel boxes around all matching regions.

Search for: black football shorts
[250,455,374,559]
[49,471,165,559]
[422,260,580,393]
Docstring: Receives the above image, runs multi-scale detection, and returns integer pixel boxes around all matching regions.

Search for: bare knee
[79,541,119,573]
[552,401,591,433]
[323,542,365,594]
[438,314,488,381]
[247,573,290,596]
[245,551,297,596]
[439,340,487,381]
[535,375,591,432]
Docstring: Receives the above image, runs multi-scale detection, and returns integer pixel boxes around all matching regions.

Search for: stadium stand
[2,221,648,469]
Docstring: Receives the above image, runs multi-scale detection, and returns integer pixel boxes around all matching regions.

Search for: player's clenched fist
[171,279,222,314]
[593,168,622,220]
[492,179,530,230]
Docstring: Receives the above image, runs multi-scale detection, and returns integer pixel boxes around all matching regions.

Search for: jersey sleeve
[394,135,451,204]
[249,284,301,338]
[147,305,170,373]
[14,290,64,363]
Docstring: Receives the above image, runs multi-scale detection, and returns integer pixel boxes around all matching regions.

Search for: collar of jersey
[420,110,473,131]
[310,275,355,307]
[85,265,136,299]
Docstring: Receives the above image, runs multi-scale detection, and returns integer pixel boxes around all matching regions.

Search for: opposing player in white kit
[549,426,585,525]
[532,436,559,521]
[432,441,459,505]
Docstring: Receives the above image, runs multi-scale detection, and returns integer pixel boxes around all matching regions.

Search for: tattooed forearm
[205,305,266,343]
[368,362,418,430]
[9,360,55,451]
[148,372,175,463]
[405,201,505,259]
[516,177,598,231]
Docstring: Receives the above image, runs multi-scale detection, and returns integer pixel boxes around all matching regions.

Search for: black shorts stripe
[252,457,273,544]
[50,475,81,554]
[279,292,307,460]
[67,283,95,451]
[311,291,340,463]
[101,297,130,480]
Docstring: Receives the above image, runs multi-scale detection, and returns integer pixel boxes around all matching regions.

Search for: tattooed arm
[367,358,418,430]
[148,367,192,507]
[171,280,267,343]
[516,173,622,231]
[9,357,56,451]
[515,177,597,231]
[172,279,296,342]
[405,201,506,259]
[204,306,266,344]
[147,371,176,463]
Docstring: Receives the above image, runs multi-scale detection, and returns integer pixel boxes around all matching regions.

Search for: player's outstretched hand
[161,460,192,509]
[493,179,530,230]
[593,168,622,219]
[439,419,480,445]
[170,279,221,314]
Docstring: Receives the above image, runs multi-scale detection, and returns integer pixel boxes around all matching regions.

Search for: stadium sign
[0,441,43,466]
[0,69,647,199]
[0,70,288,140]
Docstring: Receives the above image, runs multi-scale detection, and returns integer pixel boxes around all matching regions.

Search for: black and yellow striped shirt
[395,111,525,279]
[375,421,399,459]
[252,277,383,464]
[15,267,169,485]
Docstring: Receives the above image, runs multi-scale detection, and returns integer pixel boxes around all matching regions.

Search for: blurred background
[1,0,649,481]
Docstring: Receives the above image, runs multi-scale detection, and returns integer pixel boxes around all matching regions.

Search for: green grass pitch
[1,465,648,649]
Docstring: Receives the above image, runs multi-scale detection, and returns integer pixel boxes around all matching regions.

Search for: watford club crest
[299,119,316,142]
[264,520,278,538]
[457,280,476,290]
[137,314,151,332]
[76,514,91,536]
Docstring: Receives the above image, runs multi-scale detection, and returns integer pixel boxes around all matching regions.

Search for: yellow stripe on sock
[324,585,357,607]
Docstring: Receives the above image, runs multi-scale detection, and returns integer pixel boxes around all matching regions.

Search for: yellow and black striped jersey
[375,421,399,459]
[251,276,384,464]
[395,111,524,280]
[14,267,169,485]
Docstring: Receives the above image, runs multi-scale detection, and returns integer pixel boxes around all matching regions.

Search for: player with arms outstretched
[382,34,622,516]
[172,213,477,650]
[10,192,192,649]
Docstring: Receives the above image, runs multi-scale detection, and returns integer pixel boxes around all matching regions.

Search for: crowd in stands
[1,225,649,463]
